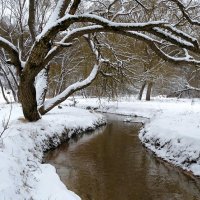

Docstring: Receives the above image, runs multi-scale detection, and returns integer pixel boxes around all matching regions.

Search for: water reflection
[45,114,200,200]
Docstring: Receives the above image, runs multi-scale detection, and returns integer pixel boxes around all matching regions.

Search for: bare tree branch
[28,0,36,42]
[171,0,200,26]
[68,0,81,15]
[0,37,21,72]
[39,36,102,114]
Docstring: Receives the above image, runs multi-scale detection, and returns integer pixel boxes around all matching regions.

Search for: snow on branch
[45,0,70,28]
[115,30,200,65]
[44,25,104,64]
[44,22,200,68]
[0,37,18,52]
[185,84,200,91]
[37,12,199,65]
[150,43,200,65]
[66,13,168,29]
[152,27,198,52]
[164,24,198,44]
[41,64,99,113]
[0,36,21,71]
[39,38,102,114]
[36,12,167,40]
[45,26,194,65]
[54,42,73,47]
[43,22,162,66]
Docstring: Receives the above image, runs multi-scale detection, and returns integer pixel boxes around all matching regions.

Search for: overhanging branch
[0,36,22,72]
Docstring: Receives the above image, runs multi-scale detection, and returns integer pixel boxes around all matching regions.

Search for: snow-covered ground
[0,97,105,199]
[1,94,200,199]
[72,96,200,176]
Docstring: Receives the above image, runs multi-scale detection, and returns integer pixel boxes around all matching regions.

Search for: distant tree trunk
[138,81,146,100]
[0,79,9,104]
[146,81,153,101]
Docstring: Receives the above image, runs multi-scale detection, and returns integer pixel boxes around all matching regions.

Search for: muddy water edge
[45,114,200,200]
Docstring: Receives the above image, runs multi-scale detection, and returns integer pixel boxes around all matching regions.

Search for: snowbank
[139,107,200,176]
[74,96,200,176]
[0,103,105,199]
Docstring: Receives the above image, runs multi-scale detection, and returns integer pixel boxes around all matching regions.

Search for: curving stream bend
[45,114,200,200]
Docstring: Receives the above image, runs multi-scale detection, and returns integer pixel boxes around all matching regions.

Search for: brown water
[45,114,200,200]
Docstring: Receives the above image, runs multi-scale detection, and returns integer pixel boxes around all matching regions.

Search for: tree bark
[19,74,41,121]
[138,81,146,100]
[146,81,153,101]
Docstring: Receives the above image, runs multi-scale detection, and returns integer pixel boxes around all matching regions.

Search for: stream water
[45,114,200,200]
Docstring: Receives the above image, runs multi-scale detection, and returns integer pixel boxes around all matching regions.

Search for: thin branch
[0,79,9,104]
[171,0,200,26]
[0,97,12,137]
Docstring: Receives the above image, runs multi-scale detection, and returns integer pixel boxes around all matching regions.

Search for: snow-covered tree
[1,0,200,121]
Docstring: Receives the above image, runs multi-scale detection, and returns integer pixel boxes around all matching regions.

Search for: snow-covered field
[73,96,200,176]
[1,94,200,199]
[0,97,105,199]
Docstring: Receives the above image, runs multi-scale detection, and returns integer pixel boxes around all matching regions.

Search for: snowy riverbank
[73,96,200,176]
[1,96,200,199]
[0,103,105,199]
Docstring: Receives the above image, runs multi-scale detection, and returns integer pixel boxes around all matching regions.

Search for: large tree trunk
[19,75,41,121]
[138,81,146,100]
[146,81,153,101]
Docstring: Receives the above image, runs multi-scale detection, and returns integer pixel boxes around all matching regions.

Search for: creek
[45,114,200,200]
